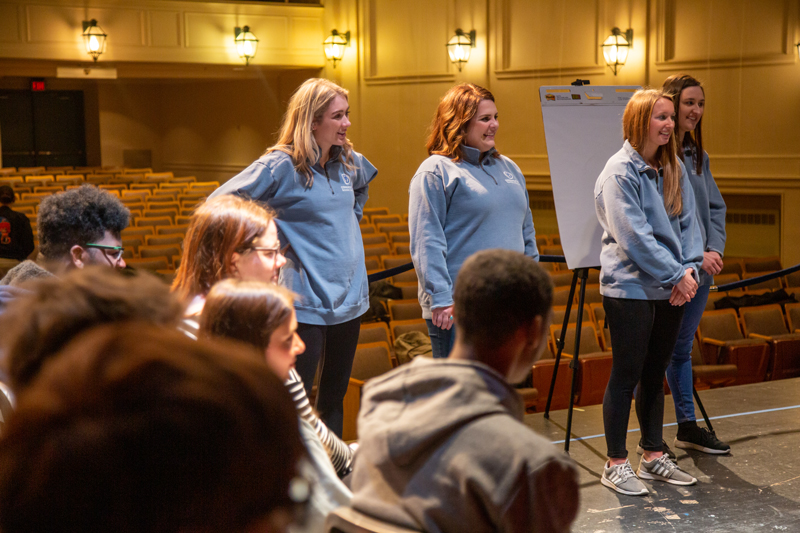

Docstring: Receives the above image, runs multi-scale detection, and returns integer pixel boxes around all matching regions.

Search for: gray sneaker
[601,459,649,496]
[637,454,697,486]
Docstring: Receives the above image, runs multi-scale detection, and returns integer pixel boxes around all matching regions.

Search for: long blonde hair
[266,78,354,188]
[623,89,683,217]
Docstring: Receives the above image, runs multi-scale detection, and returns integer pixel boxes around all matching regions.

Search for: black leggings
[295,316,362,438]
[602,297,684,459]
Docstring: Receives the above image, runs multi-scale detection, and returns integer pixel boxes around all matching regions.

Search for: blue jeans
[666,284,710,424]
[425,319,456,358]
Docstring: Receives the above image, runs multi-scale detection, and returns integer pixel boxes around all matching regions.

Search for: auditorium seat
[549,271,573,288]
[359,322,392,347]
[785,303,800,333]
[388,300,423,322]
[742,272,783,292]
[136,216,173,228]
[551,322,611,407]
[145,234,184,247]
[360,225,376,235]
[552,286,574,306]
[387,232,410,245]
[690,337,738,390]
[122,237,143,253]
[121,190,150,203]
[550,235,561,245]
[139,245,181,266]
[170,176,197,184]
[122,227,154,238]
[705,291,728,311]
[156,225,189,236]
[536,235,549,248]
[393,244,410,256]
[743,256,782,275]
[363,207,390,218]
[530,350,573,412]
[149,192,178,202]
[390,319,428,344]
[127,168,155,175]
[362,234,389,246]
[698,309,770,385]
[18,166,45,175]
[376,223,408,235]
[130,183,158,192]
[126,257,169,271]
[365,258,381,271]
[739,304,800,380]
[371,214,402,226]
[54,176,83,186]
[783,271,800,290]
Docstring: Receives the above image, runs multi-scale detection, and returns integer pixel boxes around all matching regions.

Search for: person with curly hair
[0,185,129,292]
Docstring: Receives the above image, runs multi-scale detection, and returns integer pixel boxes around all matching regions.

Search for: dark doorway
[0,90,87,169]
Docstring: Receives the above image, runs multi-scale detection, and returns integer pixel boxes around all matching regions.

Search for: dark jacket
[0,205,34,262]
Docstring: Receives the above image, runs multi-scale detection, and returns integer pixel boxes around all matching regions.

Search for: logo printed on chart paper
[341,171,353,191]
[503,171,518,184]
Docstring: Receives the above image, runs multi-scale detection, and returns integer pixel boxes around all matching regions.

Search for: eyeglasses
[85,243,125,261]
[248,245,281,260]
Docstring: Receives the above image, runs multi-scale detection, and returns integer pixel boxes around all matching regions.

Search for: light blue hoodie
[409,145,538,319]
[682,147,726,287]
[594,140,703,300]
[210,147,378,325]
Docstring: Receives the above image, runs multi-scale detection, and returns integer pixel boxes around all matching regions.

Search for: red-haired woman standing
[409,83,539,358]
[595,89,703,496]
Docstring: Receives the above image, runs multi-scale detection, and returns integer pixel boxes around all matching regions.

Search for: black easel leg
[692,386,714,433]
[545,272,579,418]
[564,270,588,453]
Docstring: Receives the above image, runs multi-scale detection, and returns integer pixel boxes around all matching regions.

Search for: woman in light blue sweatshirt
[660,74,730,455]
[409,83,539,358]
[595,89,703,497]
[210,78,378,437]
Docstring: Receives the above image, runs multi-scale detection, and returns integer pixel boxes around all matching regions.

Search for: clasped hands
[669,268,698,306]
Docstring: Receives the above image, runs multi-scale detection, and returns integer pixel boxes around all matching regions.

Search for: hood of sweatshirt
[356,357,524,468]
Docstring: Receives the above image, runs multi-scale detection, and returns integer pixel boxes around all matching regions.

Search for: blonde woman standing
[595,89,703,496]
[210,78,378,437]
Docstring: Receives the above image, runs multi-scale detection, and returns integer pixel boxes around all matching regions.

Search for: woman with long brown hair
[409,83,539,358]
[209,78,377,438]
[595,88,703,496]
[657,74,730,455]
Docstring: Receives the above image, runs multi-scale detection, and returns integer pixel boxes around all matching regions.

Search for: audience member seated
[349,249,579,532]
[200,279,352,532]
[0,323,307,533]
[0,185,34,263]
[172,195,355,478]
[0,266,183,393]
[171,194,285,339]
[0,185,129,313]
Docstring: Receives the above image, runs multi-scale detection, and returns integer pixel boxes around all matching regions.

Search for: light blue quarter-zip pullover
[409,145,538,319]
[682,147,726,287]
[210,146,378,325]
[594,140,703,300]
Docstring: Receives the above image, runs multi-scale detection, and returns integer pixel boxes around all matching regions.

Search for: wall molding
[654,0,798,71]
[492,0,603,80]
[360,0,457,85]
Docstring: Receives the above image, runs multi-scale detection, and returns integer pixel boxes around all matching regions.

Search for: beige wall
[324,0,800,265]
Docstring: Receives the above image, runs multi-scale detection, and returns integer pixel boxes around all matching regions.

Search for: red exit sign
[31,79,45,91]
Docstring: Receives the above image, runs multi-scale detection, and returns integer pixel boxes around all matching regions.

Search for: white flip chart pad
[540,85,640,270]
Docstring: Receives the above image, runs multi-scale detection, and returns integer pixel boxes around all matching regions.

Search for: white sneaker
[601,459,649,496]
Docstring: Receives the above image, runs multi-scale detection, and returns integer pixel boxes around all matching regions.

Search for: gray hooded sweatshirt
[350,357,578,533]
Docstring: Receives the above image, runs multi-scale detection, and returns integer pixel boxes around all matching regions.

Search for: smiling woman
[593,88,704,497]
[408,83,540,358]
[208,78,378,438]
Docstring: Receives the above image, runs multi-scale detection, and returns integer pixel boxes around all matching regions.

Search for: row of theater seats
[0,166,219,280]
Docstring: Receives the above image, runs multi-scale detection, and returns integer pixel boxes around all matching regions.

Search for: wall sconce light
[82,19,107,62]
[602,27,633,75]
[447,29,476,72]
[234,26,259,65]
[796,42,799,59]
[323,30,350,68]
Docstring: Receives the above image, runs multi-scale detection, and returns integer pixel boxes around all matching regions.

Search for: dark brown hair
[0,267,184,391]
[200,279,295,352]
[426,83,500,162]
[662,74,705,176]
[0,324,304,533]
[454,249,553,349]
[171,195,275,302]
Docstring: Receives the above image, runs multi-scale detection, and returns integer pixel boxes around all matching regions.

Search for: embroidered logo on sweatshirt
[341,171,353,192]
[503,171,518,184]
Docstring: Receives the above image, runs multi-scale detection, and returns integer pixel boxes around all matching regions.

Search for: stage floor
[524,377,800,532]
